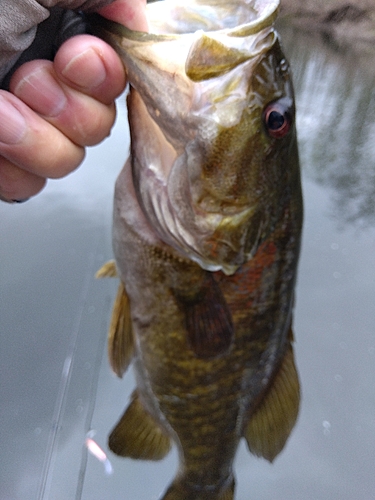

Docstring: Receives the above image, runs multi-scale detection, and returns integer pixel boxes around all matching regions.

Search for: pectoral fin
[244,335,300,462]
[107,281,134,378]
[108,391,171,460]
[181,273,234,358]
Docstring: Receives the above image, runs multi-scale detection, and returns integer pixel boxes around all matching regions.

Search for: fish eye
[263,99,293,139]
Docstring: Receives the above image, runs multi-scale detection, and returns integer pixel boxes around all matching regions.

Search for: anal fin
[109,391,171,460]
[244,333,300,462]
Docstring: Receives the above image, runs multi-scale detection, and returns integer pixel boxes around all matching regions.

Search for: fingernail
[62,48,106,89]
[14,67,67,117]
[0,95,27,144]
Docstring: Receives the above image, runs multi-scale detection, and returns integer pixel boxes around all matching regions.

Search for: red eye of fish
[263,100,292,139]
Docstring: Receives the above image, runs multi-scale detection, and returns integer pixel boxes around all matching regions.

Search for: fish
[92,0,303,498]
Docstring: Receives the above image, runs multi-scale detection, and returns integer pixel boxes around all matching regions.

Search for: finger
[0,156,46,202]
[0,91,85,179]
[53,35,126,104]
[10,59,116,147]
[98,0,148,31]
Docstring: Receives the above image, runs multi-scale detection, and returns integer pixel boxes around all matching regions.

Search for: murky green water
[1,25,374,500]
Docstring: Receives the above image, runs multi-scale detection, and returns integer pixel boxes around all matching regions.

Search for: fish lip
[146,0,280,38]
[92,0,280,39]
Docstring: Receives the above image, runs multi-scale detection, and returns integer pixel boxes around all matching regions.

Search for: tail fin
[160,476,234,500]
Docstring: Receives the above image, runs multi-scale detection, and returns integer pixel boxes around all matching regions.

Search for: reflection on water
[279,23,375,227]
[1,22,375,500]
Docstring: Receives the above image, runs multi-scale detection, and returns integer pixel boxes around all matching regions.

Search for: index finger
[98,0,148,31]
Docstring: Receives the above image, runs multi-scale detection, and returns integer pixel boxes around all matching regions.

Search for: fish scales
[91,0,303,498]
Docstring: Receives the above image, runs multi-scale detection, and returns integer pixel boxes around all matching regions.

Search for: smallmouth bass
[93,0,303,498]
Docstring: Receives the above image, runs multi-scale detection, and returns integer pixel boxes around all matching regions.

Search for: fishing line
[37,240,101,500]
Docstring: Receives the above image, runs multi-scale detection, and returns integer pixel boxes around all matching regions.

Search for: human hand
[0,0,147,203]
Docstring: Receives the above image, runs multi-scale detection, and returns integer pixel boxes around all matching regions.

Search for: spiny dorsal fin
[244,335,300,462]
[186,34,249,82]
[108,391,171,460]
[180,273,234,358]
[95,260,118,278]
[108,281,134,378]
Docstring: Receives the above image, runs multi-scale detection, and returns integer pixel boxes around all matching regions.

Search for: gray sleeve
[0,0,113,89]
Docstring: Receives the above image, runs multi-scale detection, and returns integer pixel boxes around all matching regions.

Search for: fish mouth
[91,0,279,41]
[90,1,280,86]
[131,0,280,38]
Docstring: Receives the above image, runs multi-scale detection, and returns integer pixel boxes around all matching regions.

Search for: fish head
[91,0,300,274]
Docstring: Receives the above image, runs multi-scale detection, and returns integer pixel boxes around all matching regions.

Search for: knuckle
[44,142,85,179]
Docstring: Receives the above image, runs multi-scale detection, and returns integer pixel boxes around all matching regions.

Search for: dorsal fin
[179,273,234,358]
[107,281,134,378]
[244,333,300,462]
[96,261,134,377]
[108,391,171,460]
[95,260,117,278]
